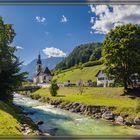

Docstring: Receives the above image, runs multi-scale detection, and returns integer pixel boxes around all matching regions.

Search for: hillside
[53,64,105,82]
[55,42,102,70]
[21,57,63,79]
[0,101,22,135]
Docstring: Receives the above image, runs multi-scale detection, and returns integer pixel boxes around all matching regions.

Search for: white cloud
[90,5,109,15]
[60,15,68,23]
[35,16,46,23]
[90,17,95,24]
[89,5,140,34]
[90,31,93,34]
[16,46,23,49]
[43,47,66,58]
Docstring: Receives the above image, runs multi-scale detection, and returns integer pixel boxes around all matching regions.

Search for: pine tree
[0,17,27,102]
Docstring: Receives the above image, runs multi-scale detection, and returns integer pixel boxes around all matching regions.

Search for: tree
[77,80,84,95]
[89,54,96,61]
[0,17,27,102]
[49,79,59,96]
[102,24,140,90]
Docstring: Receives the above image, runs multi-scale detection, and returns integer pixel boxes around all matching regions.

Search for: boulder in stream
[134,117,140,125]
[102,111,114,120]
[115,116,124,125]
[37,121,44,125]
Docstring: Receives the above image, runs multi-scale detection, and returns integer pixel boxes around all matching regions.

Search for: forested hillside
[55,42,102,70]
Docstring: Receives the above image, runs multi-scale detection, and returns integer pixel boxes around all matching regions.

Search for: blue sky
[0,5,139,65]
[0,5,105,64]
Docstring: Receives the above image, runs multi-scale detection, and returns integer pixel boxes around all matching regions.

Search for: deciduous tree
[103,24,140,90]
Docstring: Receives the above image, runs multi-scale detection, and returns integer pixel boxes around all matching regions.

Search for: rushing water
[13,94,137,136]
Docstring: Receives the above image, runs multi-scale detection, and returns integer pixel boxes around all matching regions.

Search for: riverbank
[13,104,44,136]
[0,99,44,136]
[14,94,137,136]
[0,100,22,135]
[35,97,140,129]
[22,87,140,130]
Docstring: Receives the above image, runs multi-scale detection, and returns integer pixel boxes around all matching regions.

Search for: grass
[0,101,22,135]
[53,64,105,82]
[30,87,140,120]
[51,64,140,119]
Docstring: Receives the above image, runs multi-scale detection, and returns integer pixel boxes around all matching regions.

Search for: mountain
[55,42,102,70]
[21,57,63,79]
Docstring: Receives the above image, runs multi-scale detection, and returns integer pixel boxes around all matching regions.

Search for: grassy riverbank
[0,101,22,135]
[0,99,41,136]
[30,87,140,120]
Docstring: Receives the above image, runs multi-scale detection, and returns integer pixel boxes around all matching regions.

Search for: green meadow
[30,87,139,120]
[53,65,105,82]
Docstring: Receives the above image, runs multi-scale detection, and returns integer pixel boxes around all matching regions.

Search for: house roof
[44,67,52,75]
[95,70,104,77]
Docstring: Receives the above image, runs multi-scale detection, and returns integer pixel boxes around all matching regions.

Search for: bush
[49,80,59,97]
[77,80,84,95]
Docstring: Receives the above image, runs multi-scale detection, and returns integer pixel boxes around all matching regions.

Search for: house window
[98,77,104,80]
[43,76,46,80]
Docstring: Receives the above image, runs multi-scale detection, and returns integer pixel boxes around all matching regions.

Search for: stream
[13,94,137,136]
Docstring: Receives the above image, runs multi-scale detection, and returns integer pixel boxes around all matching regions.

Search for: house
[95,70,114,87]
[33,54,52,85]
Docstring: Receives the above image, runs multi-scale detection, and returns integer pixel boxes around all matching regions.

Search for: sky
[0,5,140,65]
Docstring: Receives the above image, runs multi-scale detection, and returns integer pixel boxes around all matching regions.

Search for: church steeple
[36,54,42,74]
[37,54,42,64]
[34,53,52,84]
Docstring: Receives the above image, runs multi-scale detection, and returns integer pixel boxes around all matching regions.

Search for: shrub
[77,80,84,95]
[49,80,59,97]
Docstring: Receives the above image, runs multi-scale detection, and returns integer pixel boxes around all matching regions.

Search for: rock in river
[115,116,124,125]
[37,121,44,125]
[134,117,140,125]
[102,111,114,120]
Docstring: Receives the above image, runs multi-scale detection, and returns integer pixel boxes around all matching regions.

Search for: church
[33,54,52,84]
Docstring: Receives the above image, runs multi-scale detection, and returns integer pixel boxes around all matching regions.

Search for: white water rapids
[13,94,137,136]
